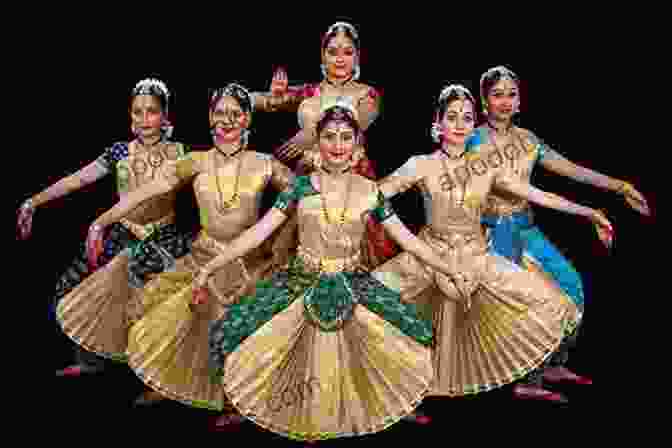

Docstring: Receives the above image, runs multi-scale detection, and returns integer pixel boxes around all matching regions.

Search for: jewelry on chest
[128,144,169,178]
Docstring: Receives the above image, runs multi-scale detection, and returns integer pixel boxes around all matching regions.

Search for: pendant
[148,149,165,168]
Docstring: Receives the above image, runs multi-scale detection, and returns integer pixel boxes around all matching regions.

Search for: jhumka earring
[431,122,442,143]
[352,64,360,80]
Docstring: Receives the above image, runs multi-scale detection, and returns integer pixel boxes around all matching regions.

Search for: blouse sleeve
[94,142,129,172]
[370,189,397,223]
[272,175,309,215]
[377,156,424,198]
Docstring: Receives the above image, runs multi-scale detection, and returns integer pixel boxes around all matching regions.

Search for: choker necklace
[215,142,245,159]
[325,75,353,89]
[441,147,466,159]
[321,164,351,175]
[486,119,513,136]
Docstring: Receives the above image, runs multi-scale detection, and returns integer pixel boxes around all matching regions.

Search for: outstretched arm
[30,160,109,207]
[377,156,424,199]
[85,155,199,269]
[93,159,184,228]
[371,192,455,276]
[196,208,288,284]
[538,143,649,215]
[495,173,613,246]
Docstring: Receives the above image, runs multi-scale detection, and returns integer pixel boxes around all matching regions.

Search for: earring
[241,129,250,147]
[352,64,360,80]
[431,122,442,143]
[321,64,328,78]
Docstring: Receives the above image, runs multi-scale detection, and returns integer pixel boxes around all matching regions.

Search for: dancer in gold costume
[252,21,398,265]
[372,84,612,404]
[85,84,293,423]
[205,98,463,442]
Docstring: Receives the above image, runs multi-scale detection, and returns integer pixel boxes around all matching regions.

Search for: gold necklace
[319,167,352,225]
[439,150,467,204]
[318,167,353,271]
[214,143,245,211]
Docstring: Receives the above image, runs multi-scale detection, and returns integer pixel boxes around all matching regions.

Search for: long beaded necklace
[213,142,245,211]
[318,165,353,270]
[439,146,467,205]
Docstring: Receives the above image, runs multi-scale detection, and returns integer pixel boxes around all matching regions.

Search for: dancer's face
[130,95,163,139]
[440,98,475,146]
[210,96,249,145]
[323,32,356,81]
[486,78,519,121]
[319,120,356,169]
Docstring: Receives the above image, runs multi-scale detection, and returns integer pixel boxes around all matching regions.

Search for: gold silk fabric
[219,174,433,440]
[123,149,291,410]
[374,150,580,396]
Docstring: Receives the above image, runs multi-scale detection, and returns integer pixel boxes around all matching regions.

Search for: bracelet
[21,198,34,210]
[618,181,634,196]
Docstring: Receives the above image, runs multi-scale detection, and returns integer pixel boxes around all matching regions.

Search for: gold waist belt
[120,212,176,240]
[297,246,362,274]
[485,201,530,217]
[424,226,488,255]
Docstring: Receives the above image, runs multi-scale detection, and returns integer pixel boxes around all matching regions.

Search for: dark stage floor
[51,326,594,443]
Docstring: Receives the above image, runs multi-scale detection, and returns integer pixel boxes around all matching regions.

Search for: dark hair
[316,106,361,136]
[209,83,253,114]
[481,69,520,100]
[130,79,170,112]
[435,84,476,121]
[321,22,360,53]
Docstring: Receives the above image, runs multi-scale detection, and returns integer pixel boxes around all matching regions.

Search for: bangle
[618,181,634,196]
[22,198,34,210]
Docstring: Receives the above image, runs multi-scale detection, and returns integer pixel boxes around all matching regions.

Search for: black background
[22,17,654,441]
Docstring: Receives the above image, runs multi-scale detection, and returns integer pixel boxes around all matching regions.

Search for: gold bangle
[618,181,634,196]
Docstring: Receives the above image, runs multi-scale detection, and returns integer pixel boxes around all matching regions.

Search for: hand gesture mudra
[270,67,288,97]
[17,199,35,240]
[591,210,615,250]
[620,182,650,216]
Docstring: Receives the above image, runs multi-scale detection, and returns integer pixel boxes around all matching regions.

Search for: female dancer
[466,65,648,400]
[252,21,397,264]
[85,84,293,422]
[206,98,451,442]
[372,84,611,405]
[18,79,193,379]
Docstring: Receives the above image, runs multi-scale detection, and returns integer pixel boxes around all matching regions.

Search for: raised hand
[591,209,614,249]
[17,199,35,240]
[85,223,106,271]
[620,182,650,216]
[270,67,288,97]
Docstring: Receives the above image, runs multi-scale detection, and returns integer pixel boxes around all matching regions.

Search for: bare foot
[402,412,432,424]
[211,413,245,430]
[133,390,166,406]
[513,385,567,403]
[543,366,592,384]
[55,364,101,377]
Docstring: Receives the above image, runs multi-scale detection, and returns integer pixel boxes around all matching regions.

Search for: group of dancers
[26,21,650,442]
